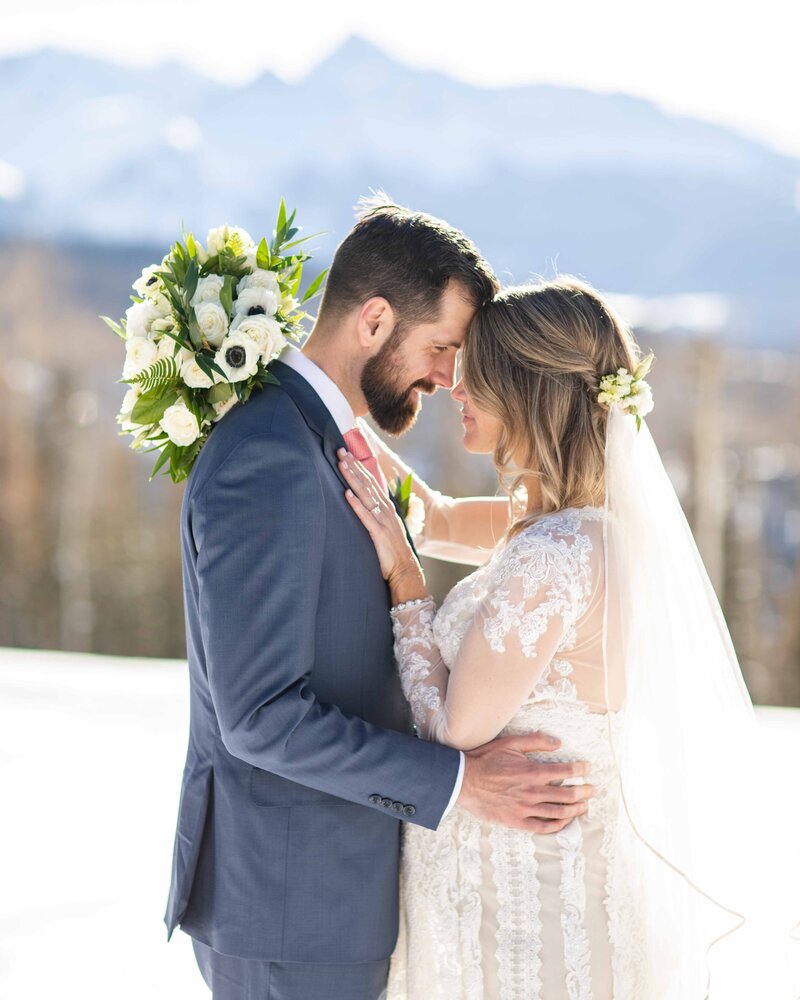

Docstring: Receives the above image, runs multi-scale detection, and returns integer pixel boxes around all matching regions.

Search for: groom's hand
[457,733,594,834]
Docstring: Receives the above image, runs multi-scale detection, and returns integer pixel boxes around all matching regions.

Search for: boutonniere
[390,473,426,539]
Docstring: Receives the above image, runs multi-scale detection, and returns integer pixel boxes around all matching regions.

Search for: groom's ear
[356,296,397,353]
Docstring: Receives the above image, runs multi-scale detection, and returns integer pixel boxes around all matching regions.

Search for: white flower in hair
[597,354,655,429]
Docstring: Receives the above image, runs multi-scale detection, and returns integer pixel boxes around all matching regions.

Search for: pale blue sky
[3,0,799,157]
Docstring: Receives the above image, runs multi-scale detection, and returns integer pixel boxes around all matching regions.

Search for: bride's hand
[337,448,423,593]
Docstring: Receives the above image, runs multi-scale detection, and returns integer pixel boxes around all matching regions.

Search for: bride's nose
[451,378,466,403]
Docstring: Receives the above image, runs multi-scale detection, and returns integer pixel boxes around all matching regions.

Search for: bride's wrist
[388,562,427,605]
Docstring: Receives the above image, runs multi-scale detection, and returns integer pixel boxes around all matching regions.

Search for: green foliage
[131,386,179,425]
[121,356,180,393]
[101,315,126,340]
[301,268,328,305]
[391,473,414,518]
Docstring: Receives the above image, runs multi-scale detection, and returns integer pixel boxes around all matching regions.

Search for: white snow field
[1,647,798,999]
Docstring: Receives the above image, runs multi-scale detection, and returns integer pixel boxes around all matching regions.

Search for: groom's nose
[428,352,458,391]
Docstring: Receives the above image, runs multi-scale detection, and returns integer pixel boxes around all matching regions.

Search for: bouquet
[103,200,327,483]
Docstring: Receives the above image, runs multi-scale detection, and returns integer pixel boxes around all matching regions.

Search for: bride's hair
[462,275,644,538]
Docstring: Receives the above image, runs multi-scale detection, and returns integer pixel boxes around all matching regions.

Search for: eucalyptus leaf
[131,387,179,425]
[301,268,328,304]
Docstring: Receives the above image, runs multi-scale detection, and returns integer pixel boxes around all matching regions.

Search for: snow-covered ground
[1,647,798,999]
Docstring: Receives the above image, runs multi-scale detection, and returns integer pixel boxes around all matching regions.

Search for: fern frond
[121,356,181,392]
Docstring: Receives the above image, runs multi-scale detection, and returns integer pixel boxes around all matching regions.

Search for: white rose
[238,269,280,296]
[215,334,260,383]
[212,393,239,422]
[191,274,224,307]
[156,336,193,365]
[120,386,141,415]
[159,398,201,447]
[234,286,278,318]
[206,225,254,257]
[133,264,164,301]
[123,336,158,379]
[242,248,258,273]
[181,357,214,389]
[405,493,426,539]
[195,301,229,348]
[230,313,286,359]
[151,315,178,339]
[125,299,168,340]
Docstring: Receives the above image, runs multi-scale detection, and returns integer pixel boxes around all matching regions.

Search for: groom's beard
[361,325,436,435]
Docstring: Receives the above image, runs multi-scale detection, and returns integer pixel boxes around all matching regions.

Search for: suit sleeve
[191,412,461,830]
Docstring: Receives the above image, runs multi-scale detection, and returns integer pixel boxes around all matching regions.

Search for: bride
[337,276,757,999]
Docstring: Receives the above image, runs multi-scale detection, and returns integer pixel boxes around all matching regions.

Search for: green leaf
[207,381,234,404]
[220,274,236,317]
[149,444,173,480]
[256,237,270,270]
[301,267,328,304]
[121,356,180,392]
[100,315,126,340]
[281,231,324,253]
[276,198,287,241]
[131,386,179,425]
[399,473,413,504]
[184,259,199,305]
[186,232,197,259]
[188,307,203,349]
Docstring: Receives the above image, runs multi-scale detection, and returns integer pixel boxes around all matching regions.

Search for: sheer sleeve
[390,535,583,751]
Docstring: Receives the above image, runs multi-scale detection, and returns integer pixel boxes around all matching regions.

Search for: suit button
[402,804,416,817]
[368,794,382,805]
[380,797,393,809]
[390,800,404,813]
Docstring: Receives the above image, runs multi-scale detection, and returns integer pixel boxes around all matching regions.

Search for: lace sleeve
[390,534,584,751]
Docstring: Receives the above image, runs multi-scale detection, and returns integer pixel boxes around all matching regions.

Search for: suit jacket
[164,359,461,963]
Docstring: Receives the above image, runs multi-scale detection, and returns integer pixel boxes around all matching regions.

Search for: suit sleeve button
[368,794,382,805]
[380,797,393,809]
[390,800,404,812]
[402,804,416,817]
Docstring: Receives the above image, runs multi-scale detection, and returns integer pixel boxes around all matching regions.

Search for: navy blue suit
[164,360,461,995]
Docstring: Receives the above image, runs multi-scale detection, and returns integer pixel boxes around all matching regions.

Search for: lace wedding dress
[385,506,642,1000]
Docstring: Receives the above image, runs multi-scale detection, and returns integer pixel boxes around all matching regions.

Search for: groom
[165,195,591,999]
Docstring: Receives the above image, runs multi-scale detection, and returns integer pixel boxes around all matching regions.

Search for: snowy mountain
[1,37,798,342]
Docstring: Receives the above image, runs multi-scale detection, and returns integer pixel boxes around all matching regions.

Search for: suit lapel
[269,359,349,490]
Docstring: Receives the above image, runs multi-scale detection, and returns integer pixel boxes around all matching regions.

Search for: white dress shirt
[277,344,465,819]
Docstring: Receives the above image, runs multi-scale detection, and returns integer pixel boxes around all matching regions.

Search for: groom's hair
[316,191,499,328]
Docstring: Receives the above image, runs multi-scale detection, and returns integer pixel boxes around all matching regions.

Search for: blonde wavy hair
[461,275,645,539]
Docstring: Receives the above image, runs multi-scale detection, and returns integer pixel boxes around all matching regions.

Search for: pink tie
[343,426,388,494]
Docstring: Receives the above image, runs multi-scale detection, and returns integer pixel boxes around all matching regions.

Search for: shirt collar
[277,343,356,436]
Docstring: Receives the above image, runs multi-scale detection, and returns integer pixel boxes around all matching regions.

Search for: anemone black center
[225,345,247,368]
[247,306,266,316]
[146,276,157,285]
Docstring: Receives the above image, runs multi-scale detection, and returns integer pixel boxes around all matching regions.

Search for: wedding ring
[370,504,381,516]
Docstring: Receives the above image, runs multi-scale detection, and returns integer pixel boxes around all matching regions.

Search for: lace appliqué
[489,824,544,1000]
[391,596,443,730]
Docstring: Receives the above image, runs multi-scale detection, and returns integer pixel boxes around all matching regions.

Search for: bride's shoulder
[494,506,605,574]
